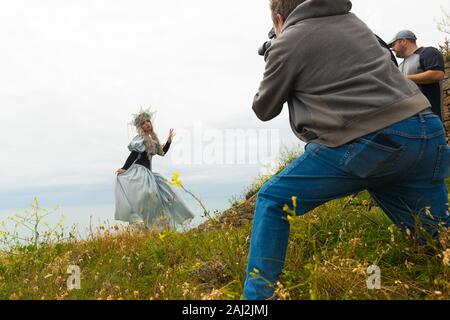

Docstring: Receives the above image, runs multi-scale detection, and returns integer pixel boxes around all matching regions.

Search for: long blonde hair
[137,125,164,158]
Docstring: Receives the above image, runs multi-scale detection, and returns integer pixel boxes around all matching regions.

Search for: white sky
[0,0,448,210]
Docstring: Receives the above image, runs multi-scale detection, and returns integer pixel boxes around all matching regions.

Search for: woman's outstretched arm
[163,141,171,154]
[160,129,175,156]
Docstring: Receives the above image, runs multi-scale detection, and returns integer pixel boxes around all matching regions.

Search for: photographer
[245,0,450,300]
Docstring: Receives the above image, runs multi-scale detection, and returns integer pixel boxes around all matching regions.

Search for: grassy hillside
[0,150,449,300]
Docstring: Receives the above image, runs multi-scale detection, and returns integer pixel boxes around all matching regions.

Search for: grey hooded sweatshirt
[252,0,431,147]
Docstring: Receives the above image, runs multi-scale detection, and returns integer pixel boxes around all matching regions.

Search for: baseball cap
[388,30,417,47]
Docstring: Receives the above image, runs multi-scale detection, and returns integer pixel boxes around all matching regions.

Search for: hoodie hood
[282,0,352,31]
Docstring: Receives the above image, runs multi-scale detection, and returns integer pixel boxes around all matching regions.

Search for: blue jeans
[243,111,450,300]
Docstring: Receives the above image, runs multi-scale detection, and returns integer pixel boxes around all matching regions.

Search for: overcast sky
[0,0,448,211]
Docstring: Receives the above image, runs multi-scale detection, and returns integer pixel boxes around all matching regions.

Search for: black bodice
[122,142,171,171]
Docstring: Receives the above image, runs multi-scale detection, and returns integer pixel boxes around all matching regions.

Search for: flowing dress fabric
[114,136,194,229]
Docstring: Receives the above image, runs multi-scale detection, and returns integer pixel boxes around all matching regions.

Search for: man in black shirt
[389,30,446,121]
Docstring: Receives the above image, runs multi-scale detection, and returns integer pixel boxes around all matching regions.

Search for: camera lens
[258,28,276,57]
[258,41,272,56]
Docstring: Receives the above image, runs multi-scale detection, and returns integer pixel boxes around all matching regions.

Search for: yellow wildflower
[159,232,170,242]
[292,196,297,208]
[283,196,298,222]
[167,172,183,187]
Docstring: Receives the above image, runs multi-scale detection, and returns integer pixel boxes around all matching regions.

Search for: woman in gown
[114,109,194,231]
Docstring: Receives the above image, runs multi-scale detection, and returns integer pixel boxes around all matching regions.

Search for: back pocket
[432,145,450,182]
[342,132,407,178]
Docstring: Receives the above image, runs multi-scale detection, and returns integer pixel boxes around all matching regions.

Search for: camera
[258,28,276,57]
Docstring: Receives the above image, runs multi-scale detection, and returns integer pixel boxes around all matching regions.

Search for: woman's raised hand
[168,129,176,143]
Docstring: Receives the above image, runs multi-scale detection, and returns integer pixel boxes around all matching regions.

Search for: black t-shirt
[399,47,445,120]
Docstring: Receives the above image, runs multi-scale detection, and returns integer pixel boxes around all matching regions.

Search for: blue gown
[114,136,194,229]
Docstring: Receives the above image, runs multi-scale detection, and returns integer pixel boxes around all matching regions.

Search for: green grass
[0,149,448,300]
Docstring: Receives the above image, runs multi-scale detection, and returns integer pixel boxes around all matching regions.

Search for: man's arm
[407,70,445,84]
[410,47,446,85]
[252,35,299,122]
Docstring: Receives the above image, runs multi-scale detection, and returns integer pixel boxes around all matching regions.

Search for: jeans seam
[309,143,324,157]
[261,154,310,194]
[339,143,353,166]
[432,145,447,182]
[357,137,406,153]
[395,137,427,182]
[381,130,444,139]
[406,120,428,176]
[369,191,402,226]
[381,147,408,173]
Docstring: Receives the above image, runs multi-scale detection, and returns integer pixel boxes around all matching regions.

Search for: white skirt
[114,164,194,229]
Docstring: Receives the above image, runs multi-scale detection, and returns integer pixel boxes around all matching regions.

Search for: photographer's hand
[253,35,297,122]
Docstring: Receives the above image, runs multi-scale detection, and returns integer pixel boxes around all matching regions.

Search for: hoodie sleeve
[252,34,299,122]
